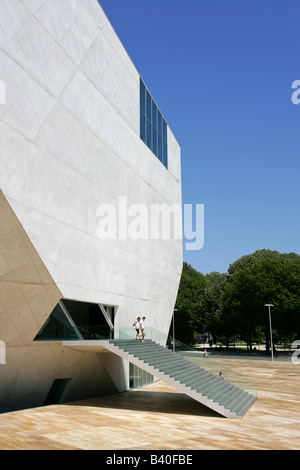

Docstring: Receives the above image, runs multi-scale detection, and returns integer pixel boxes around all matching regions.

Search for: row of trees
[174,250,300,352]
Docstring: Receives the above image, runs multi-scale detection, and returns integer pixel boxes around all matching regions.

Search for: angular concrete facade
[0,0,182,412]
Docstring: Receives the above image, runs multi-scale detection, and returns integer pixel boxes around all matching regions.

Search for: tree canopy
[174,263,206,344]
[175,250,300,350]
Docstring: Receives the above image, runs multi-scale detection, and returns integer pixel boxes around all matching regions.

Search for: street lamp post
[265,304,274,363]
[173,309,177,353]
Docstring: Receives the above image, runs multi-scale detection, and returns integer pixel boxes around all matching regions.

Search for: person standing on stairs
[140,317,146,342]
[134,317,141,340]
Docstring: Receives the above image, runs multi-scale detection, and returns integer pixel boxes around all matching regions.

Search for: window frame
[140,78,168,169]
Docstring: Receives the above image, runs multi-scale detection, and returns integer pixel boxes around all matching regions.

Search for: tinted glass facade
[140,79,168,168]
[34,301,114,340]
[129,363,154,389]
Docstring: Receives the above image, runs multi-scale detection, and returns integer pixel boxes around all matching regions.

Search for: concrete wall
[0,0,182,411]
[0,190,126,412]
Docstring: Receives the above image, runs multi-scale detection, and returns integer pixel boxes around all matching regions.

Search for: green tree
[174,262,206,344]
[221,265,266,350]
[199,272,228,343]
[174,250,300,351]
[221,252,300,351]
[228,249,299,277]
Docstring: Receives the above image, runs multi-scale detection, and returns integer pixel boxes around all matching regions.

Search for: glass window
[34,303,81,341]
[35,300,115,341]
[152,127,158,156]
[163,119,167,143]
[152,101,157,130]
[157,111,163,137]
[158,137,163,163]
[140,81,146,115]
[129,363,154,389]
[146,90,152,122]
[140,112,146,143]
[146,119,152,150]
[140,79,168,169]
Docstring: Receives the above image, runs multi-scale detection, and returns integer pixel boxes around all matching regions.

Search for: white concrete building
[0,0,182,412]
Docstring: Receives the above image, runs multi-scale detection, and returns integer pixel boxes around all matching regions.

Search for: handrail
[113,326,168,346]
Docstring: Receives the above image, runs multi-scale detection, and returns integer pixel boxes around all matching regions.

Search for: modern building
[0,0,182,412]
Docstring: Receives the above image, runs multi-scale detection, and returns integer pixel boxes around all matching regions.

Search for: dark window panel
[163,119,167,142]
[152,101,157,130]
[34,303,81,341]
[140,80,146,115]
[157,111,163,137]
[152,127,158,156]
[146,90,152,122]
[146,119,152,150]
[140,111,146,143]
[140,79,168,169]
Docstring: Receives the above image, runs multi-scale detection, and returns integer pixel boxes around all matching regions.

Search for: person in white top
[134,317,141,340]
[139,317,146,342]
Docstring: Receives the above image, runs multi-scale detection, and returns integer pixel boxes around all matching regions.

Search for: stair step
[119,345,166,354]
[231,393,252,414]
[225,391,249,411]
[169,366,205,382]
[211,384,236,403]
[184,372,216,388]
[222,388,245,408]
[236,396,257,416]
[157,364,190,375]
[172,368,209,382]
[162,363,195,375]
[148,356,186,367]
[126,351,170,361]
[196,379,227,397]
[137,350,175,358]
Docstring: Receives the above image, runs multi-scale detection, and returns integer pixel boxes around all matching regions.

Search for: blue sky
[99,0,300,275]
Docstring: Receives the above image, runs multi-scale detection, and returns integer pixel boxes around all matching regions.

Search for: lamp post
[173,309,177,353]
[265,304,274,363]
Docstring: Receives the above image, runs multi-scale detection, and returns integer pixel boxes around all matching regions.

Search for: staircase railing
[113,326,168,346]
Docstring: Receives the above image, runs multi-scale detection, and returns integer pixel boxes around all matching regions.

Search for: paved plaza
[0,356,299,450]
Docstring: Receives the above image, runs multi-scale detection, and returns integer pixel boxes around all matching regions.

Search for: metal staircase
[105,338,257,419]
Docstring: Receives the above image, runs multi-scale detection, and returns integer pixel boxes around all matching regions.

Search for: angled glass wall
[34,303,81,341]
[140,79,168,169]
[34,300,115,341]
